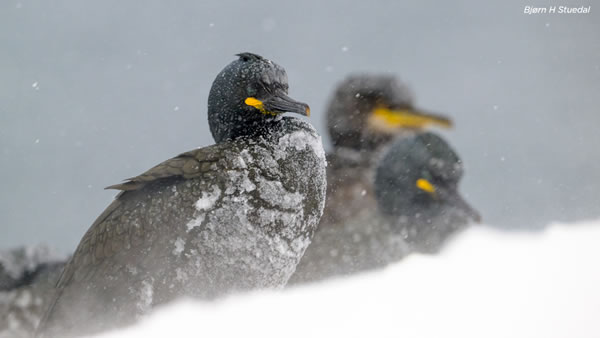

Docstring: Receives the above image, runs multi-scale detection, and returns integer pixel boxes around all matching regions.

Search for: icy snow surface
[92,219,600,338]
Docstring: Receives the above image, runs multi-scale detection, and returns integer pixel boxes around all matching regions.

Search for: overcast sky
[1,0,598,252]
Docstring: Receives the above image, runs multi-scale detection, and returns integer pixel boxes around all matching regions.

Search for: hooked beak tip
[451,194,482,224]
[467,208,483,224]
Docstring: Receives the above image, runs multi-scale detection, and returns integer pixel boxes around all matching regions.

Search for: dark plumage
[289,74,475,284]
[36,53,326,337]
[1,262,64,338]
[374,132,481,253]
[0,246,66,292]
[322,74,452,226]
[0,246,65,338]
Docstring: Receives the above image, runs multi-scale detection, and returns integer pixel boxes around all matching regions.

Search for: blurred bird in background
[289,74,479,285]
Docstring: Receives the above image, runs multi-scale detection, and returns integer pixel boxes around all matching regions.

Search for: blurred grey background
[1,0,598,252]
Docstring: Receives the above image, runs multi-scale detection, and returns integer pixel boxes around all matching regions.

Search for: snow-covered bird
[36,52,326,337]
[289,75,476,284]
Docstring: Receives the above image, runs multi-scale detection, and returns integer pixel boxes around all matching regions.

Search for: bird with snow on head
[36,52,326,338]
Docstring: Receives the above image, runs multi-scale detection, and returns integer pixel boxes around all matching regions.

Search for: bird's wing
[50,142,235,292]
[105,144,227,191]
[37,143,232,336]
[36,196,124,337]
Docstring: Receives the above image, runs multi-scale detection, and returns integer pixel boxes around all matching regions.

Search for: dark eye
[246,85,257,97]
[421,170,431,180]
[241,55,250,62]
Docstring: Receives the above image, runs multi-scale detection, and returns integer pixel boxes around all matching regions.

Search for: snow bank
[92,219,600,338]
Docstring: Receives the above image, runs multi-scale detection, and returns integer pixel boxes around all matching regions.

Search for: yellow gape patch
[416,178,437,197]
[245,97,277,116]
[371,107,452,130]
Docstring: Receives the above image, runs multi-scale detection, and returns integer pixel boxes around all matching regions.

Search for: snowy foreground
[93,219,600,338]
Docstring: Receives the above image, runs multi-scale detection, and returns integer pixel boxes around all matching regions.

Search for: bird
[36,52,327,337]
[0,262,64,338]
[290,132,479,284]
[0,245,65,292]
[0,246,65,338]
[322,74,452,227]
[288,74,470,284]
[374,132,481,253]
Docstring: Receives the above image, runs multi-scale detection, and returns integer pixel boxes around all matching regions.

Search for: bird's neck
[330,142,392,170]
[209,104,284,143]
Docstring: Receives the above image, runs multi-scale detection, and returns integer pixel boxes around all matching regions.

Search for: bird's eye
[421,170,433,181]
[241,55,250,62]
[247,85,257,97]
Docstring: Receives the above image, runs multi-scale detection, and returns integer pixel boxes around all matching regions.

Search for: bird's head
[374,132,481,252]
[208,52,310,143]
[326,74,452,151]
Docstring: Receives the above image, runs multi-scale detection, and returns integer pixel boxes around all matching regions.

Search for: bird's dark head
[326,74,453,151]
[374,132,481,252]
[208,52,310,143]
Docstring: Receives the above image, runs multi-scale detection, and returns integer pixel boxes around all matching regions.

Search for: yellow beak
[371,107,453,130]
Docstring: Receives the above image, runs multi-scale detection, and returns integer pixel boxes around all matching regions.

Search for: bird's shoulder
[105,117,324,192]
[104,142,234,191]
